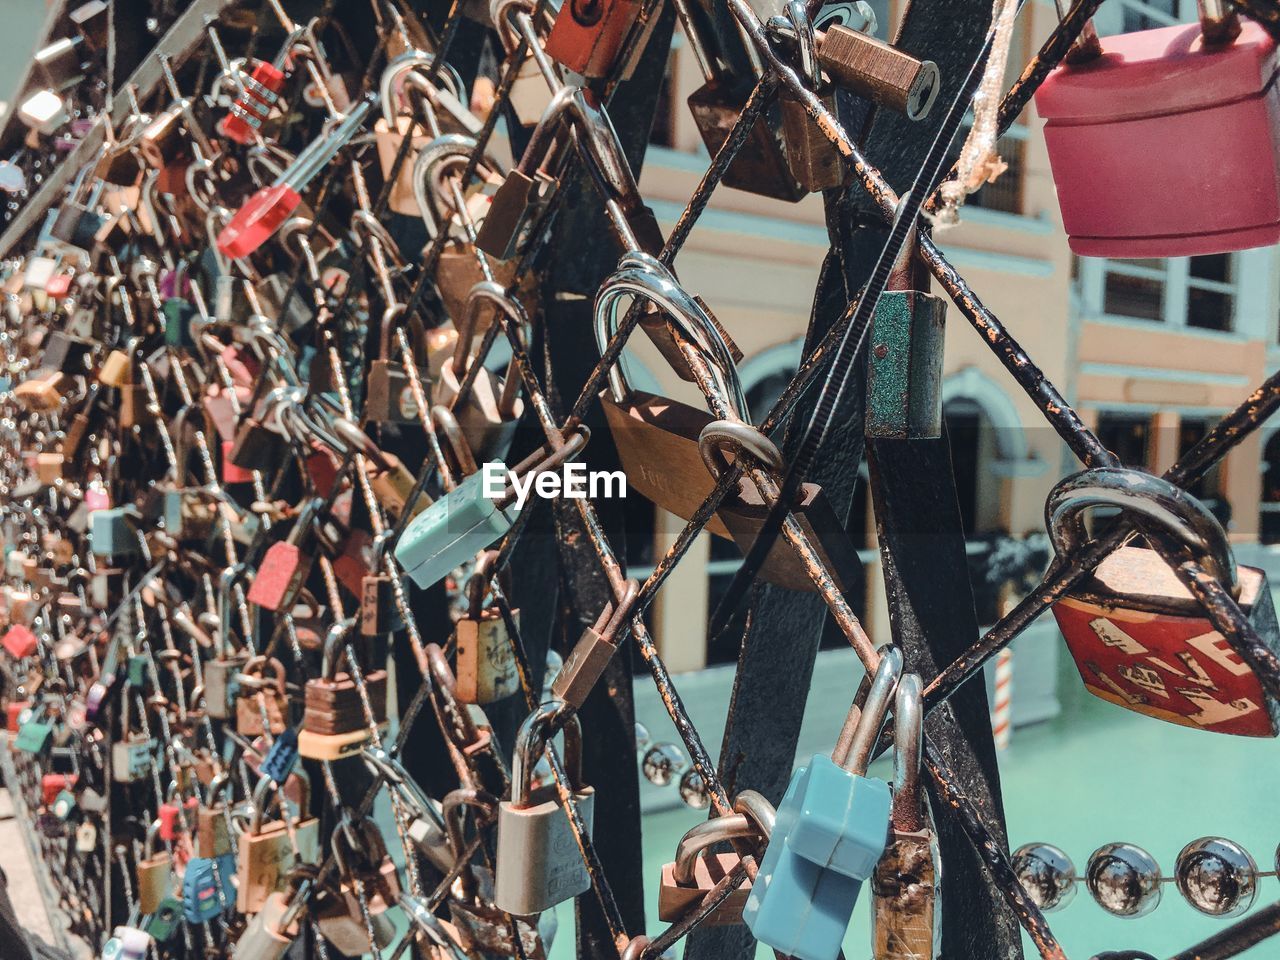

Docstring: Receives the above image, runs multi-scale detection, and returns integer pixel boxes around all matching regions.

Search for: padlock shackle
[697,420,784,490]
[399,892,470,959]
[511,698,585,806]
[331,416,392,472]
[320,617,358,679]
[362,747,446,832]
[441,786,498,899]
[430,403,480,477]
[891,673,925,832]
[1198,0,1242,44]
[834,645,902,775]
[594,253,749,420]
[451,280,529,379]
[465,550,501,619]
[411,134,480,238]
[493,427,590,510]
[1045,467,1239,596]
[379,50,465,130]
[671,812,761,887]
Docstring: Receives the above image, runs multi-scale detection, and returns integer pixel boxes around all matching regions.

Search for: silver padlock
[230,889,301,960]
[362,747,455,874]
[494,700,595,915]
[111,696,153,783]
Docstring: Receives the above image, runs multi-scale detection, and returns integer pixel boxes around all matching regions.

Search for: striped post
[992,647,1013,751]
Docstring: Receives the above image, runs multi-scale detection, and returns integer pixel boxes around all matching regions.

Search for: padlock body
[688,86,805,202]
[601,390,732,538]
[456,610,521,704]
[1035,21,1280,256]
[112,735,154,782]
[784,756,891,879]
[494,786,596,915]
[744,769,866,960]
[871,828,939,960]
[395,472,518,590]
[236,818,320,913]
[658,853,751,924]
[230,891,294,960]
[136,855,172,915]
[1051,546,1280,736]
[866,292,945,440]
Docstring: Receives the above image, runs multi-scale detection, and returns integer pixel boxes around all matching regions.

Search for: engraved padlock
[456,551,521,705]
[494,700,595,915]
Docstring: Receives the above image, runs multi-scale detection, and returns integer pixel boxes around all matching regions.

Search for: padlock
[236,776,320,914]
[395,429,587,590]
[14,372,68,413]
[235,656,289,737]
[260,728,301,785]
[543,0,651,79]
[230,887,301,960]
[157,781,199,842]
[2,624,39,659]
[780,91,845,193]
[219,58,288,145]
[1048,467,1280,737]
[182,852,237,922]
[473,116,563,263]
[434,283,526,462]
[1035,0,1280,256]
[161,409,220,542]
[136,818,173,916]
[698,420,861,594]
[801,16,941,120]
[865,274,945,440]
[75,819,97,854]
[366,304,432,425]
[658,791,775,924]
[41,773,76,807]
[744,649,902,960]
[143,897,185,943]
[333,417,429,523]
[101,926,153,960]
[229,415,288,474]
[450,862,549,958]
[314,819,399,954]
[299,619,389,760]
[112,697,154,783]
[493,0,558,126]
[401,892,472,959]
[361,532,408,638]
[494,700,596,915]
[551,580,639,709]
[246,499,324,612]
[594,252,746,539]
[197,774,235,858]
[871,674,940,960]
[456,553,520,705]
[89,506,142,559]
[35,452,63,485]
[205,558,248,722]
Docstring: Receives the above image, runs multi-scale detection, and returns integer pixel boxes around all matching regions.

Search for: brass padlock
[137,818,174,916]
[552,580,639,709]
[456,552,520,705]
[236,777,320,914]
[658,791,775,925]
[235,656,289,737]
[494,701,595,915]
[298,619,389,761]
[314,819,399,954]
[197,773,234,859]
[815,22,941,120]
[871,675,940,960]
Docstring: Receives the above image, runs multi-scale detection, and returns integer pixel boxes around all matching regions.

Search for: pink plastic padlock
[1035,3,1280,257]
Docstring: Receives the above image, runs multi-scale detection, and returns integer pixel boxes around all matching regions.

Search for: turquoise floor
[548,652,1280,959]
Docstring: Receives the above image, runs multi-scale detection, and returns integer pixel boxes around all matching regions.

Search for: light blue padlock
[395,431,587,590]
[89,506,141,558]
[743,771,865,960]
[743,647,902,960]
[785,647,902,877]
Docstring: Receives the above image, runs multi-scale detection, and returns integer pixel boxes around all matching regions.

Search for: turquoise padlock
[162,298,197,348]
[743,648,902,960]
[395,432,586,590]
[15,718,54,755]
[743,772,865,960]
[785,647,901,877]
[182,853,236,922]
[89,506,141,558]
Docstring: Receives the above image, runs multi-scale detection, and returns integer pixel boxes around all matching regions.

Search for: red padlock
[6,700,31,733]
[246,499,324,611]
[159,792,200,841]
[1048,468,1280,738]
[1035,2,1280,256]
[41,773,76,806]
[219,60,287,145]
[544,0,649,79]
[221,441,257,485]
[2,624,39,659]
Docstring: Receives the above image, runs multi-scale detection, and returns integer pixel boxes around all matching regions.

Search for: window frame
[1082,254,1241,334]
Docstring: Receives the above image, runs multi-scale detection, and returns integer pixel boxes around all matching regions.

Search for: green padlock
[126,655,150,689]
[15,718,54,756]
[162,298,197,348]
[144,896,185,942]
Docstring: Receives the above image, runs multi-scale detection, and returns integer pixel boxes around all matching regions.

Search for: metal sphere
[1011,843,1078,912]
[1086,843,1162,918]
[1174,837,1258,918]
[641,742,688,786]
[678,768,711,809]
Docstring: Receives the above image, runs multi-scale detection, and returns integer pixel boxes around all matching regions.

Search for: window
[1186,254,1234,331]
[1092,255,1237,331]
[1093,0,1185,35]
[1103,259,1166,321]
[648,46,676,148]
[1178,418,1229,524]
[1096,413,1152,468]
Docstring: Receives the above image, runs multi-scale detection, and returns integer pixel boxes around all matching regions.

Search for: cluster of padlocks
[0,0,1279,958]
